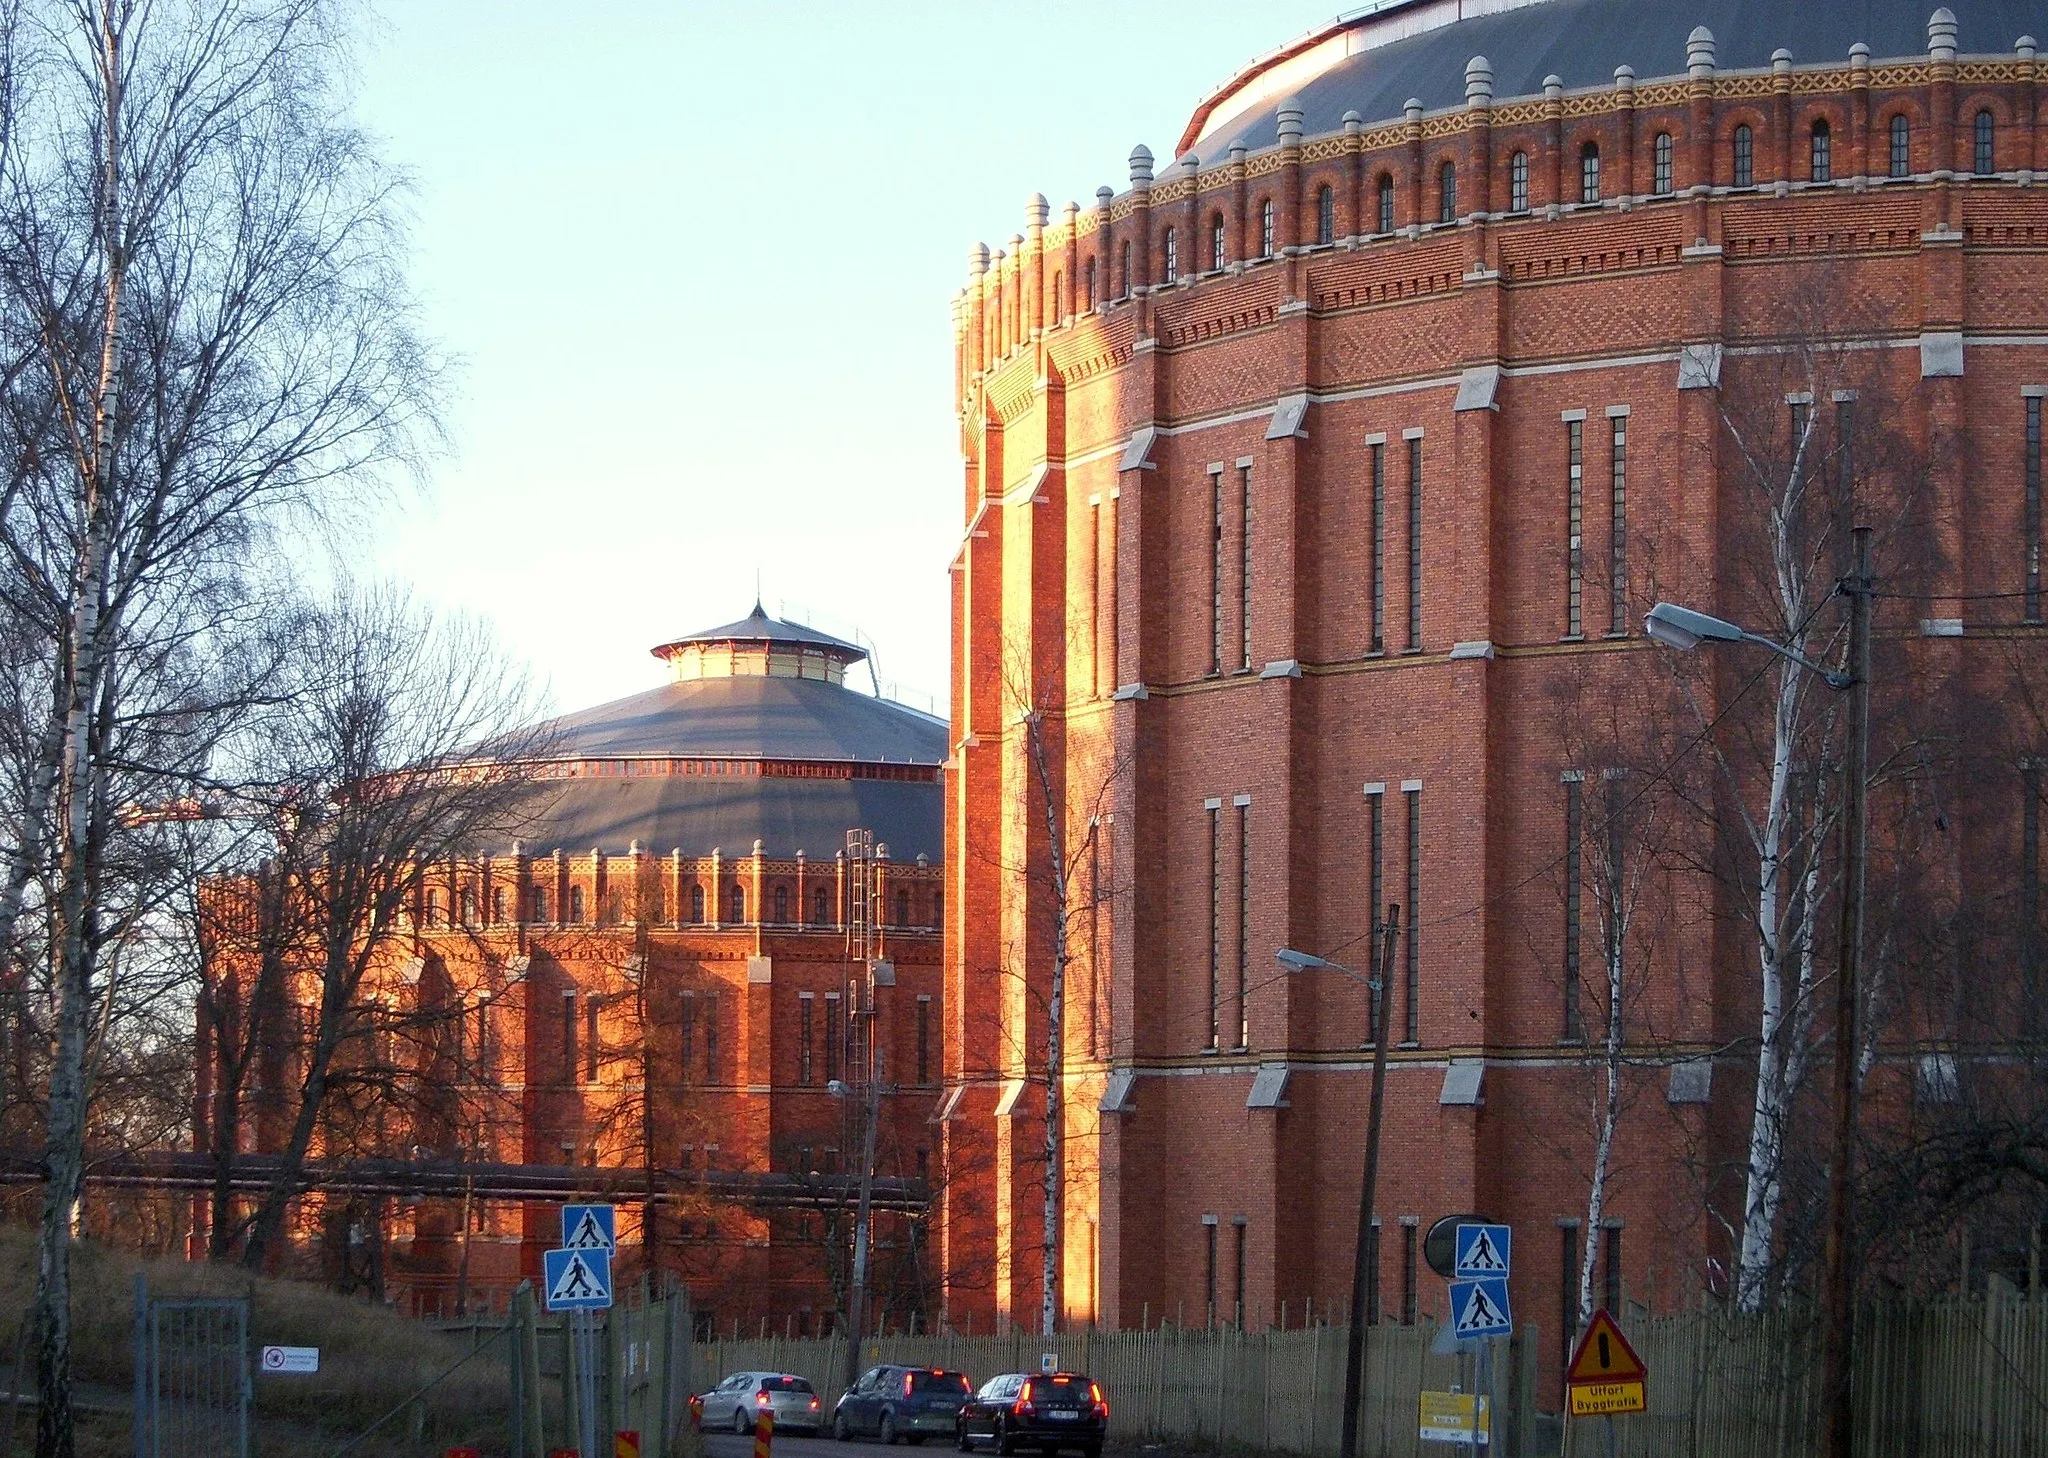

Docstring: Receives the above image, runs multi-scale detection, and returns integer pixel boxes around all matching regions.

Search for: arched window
[1438,161,1457,223]
[492,887,506,924]
[813,886,829,925]
[896,889,911,926]
[532,885,549,923]
[1653,133,1673,195]
[1580,141,1601,204]
[460,888,477,926]
[774,885,789,923]
[728,883,746,924]
[1376,175,1395,233]
[1508,151,1528,212]
[568,885,585,924]
[1975,110,1995,175]
[690,884,705,924]
[1733,124,1755,188]
[1163,227,1178,281]
[1810,119,1832,183]
[931,890,943,928]
[1889,114,1911,177]
[1258,198,1275,258]
[1085,256,1098,309]
[1209,211,1226,270]
[1117,240,1130,299]
[1316,184,1334,245]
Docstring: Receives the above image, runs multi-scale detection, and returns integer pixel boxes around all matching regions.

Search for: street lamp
[1278,904,1401,1458]
[1644,524,1873,1458]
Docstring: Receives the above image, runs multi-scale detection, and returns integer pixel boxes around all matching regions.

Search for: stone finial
[1687,25,1717,76]
[1614,63,1636,95]
[1404,96,1424,124]
[1178,152,1200,179]
[1009,232,1024,255]
[2019,34,2038,61]
[1343,108,1364,137]
[969,242,989,276]
[1026,193,1049,229]
[1928,7,1958,60]
[1543,74,1563,107]
[629,839,642,855]
[511,839,525,856]
[991,247,1006,266]
[1465,56,1494,105]
[1096,185,1115,211]
[1772,47,1794,76]
[1129,144,1154,186]
[1230,142,1247,167]
[1277,96,1305,143]
[1849,41,1871,73]
[752,838,763,855]
[1063,199,1080,223]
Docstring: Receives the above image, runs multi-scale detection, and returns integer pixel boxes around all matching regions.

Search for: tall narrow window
[1889,114,1911,177]
[1509,151,1529,211]
[1239,464,1254,670]
[1317,184,1335,245]
[568,885,585,924]
[1810,119,1832,183]
[1377,176,1395,234]
[460,888,477,926]
[1367,788,1385,1043]
[585,998,600,1082]
[425,889,441,926]
[689,884,704,923]
[562,993,577,1084]
[1085,256,1098,309]
[2027,395,2042,622]
[1566,417,1585,637]
[492,887,506,924]
[1232,1219,1248,1324]
[1401,1223,1419,1323]
[1210,212,1226,271]
[1560,1222,1582,1365]
[475,1003,492,1080]
[1206,804,1222,1051]
[1438,161,1457,223]
[1369,441,1387,651]
[680,991,695,1083]
[1204,1219,1219,1321]
[895,888,910,926]
[933,888,943,927]
[1051,270,1063,322]
[916,997,931,1085]
[1404,786,1421,1044]
[1602,1226,1623,1312]
[1236,799,1251,1049]
[1210,468,1225,675]
[1406,436,1423,651]
[729,883,745,924]
[705,992,720,1082]
[1563,775,1584,1041]
[775,885,789,924]
[1976,110,1996,175]
[1259,199,1275,258]
[1580,141,1601,204]
[825,994,842,1082]
[813,886,828,925]
[535,885,550,922]
[1118,240,1130,299]
[1733,124,1754,187]
[1609,413,1628,634]
[1653,133,1673,195]
[799,995,814,1086]
[1163,227,1178,281]
[1090,499,1103,696]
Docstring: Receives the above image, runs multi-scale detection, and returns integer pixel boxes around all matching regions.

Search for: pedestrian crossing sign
[562,1203,616,1252]
[543,1246,614,1310]
[1454,1223,1512,1279]
[1448,1277,1513,1339]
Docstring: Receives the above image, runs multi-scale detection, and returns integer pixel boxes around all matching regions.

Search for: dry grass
[0,1226,514,1456]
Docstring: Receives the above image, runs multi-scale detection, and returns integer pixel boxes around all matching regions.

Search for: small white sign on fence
[259,1345,318,1374]
[1040,1353,1058,1375]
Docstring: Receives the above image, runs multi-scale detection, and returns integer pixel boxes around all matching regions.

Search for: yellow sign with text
[1568,1379,1647,1417]
[1418,1391,1491,1445]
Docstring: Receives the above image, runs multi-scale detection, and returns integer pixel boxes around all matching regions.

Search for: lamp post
[1278,904,1401,1458]
[1644,523,1873,1458]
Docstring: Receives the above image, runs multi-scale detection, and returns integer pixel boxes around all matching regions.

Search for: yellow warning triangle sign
[1566,1309,1647,1384]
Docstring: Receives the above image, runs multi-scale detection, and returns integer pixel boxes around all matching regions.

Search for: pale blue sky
[352,1,1330,717]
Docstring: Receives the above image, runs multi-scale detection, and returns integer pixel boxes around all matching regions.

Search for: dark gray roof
[531,674,948,766]
[651,604,867,661]
[1194,0,2048,156]
[507,773,942,861]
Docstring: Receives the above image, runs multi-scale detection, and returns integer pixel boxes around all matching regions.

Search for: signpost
[1565,1310,1647,1417]
[546,1204,616,1458]
[1423,1224,1513,1451]
[1417,1392,1490,1446]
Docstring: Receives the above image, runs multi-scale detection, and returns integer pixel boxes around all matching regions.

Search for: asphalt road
[704,1429,921,1458]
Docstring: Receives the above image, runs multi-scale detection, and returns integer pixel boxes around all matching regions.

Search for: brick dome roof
[1184,0,2047,157]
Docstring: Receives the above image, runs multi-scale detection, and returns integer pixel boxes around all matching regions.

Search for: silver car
[698,1371,824,1435]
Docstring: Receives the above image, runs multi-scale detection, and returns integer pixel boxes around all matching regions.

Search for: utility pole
[1341,905,1402,1458]
[1818,525,1874,1458]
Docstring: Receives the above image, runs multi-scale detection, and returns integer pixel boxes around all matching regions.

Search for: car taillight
[1014,1380,1035,1417]
[758,1393,771,1406]
[905,1374,916,1397]
[810,1398,821,1410]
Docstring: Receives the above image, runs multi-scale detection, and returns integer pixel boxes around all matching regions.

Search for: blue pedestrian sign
[543,1246,613,1311]
[1454,1223,1512,1279]
[562,1203,615,1252]
[1448,1277,1513,1339]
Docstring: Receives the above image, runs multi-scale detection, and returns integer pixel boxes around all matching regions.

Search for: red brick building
[196,607,948,1328]
[939,0,2048,1381]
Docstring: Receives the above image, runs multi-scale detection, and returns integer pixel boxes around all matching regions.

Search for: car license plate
[1047,1412,1079,1421]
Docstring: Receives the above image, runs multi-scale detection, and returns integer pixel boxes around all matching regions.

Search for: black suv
[833,1365,973,1445]
[955,1372,1107,1457]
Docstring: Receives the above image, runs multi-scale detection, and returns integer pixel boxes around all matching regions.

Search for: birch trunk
[1025,712,1067,1338]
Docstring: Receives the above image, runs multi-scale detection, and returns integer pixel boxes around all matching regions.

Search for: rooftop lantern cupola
[649,601,869,686]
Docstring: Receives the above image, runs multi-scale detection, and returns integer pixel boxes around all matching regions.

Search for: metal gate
[131,1275,249,1458]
